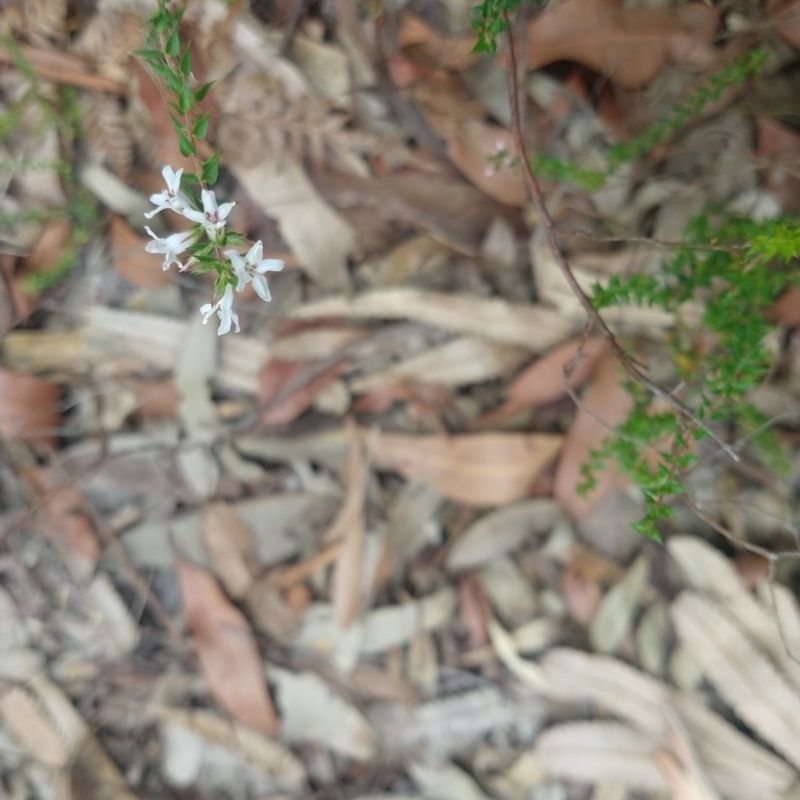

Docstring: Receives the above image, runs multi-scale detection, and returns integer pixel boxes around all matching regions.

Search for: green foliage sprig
[580,212,799,539]
[136,1,283,335]
[0,37,97,290]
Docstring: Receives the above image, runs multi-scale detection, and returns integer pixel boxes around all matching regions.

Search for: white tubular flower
[144,166,191,218]
[144,226,197,271]
[225,241,284,302]
[200,284,240,336]
[182,189,235,241]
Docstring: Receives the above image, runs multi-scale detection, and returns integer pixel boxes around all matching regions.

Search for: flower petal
[252,274,271,302]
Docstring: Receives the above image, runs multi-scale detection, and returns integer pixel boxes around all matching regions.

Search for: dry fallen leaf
[671,592,800,770]
[0,369,62,447]
[109,215,172,288]
[447,121,526,206]
[24,467,100,574]
[398,13,479,71]
[259,359,345,426]
[446,499,562,571]
[293,288,576,350]
[589,554,648,654]
[350,337,528,393]
[525,0,718,90]
[554,354,632,519]
[330,425,369,628]
[533,721,667,791]
[268,667,377,761]
[203,502,257,600]
[176,557,279,736]
[369,431,563,506]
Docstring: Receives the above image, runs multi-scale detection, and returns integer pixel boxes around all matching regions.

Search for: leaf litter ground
[2,0,800,799]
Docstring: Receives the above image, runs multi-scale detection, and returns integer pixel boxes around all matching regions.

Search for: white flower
[182,189,235,241]
[144,166,191,218]
[144,226,197,270]
[200,285,240,335]
[225,241,284,302]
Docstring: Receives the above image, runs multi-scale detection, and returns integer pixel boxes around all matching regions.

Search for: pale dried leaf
[151,706,306,791]
[203,502,257,600]
[177,558,278,736]
[406,631,438,692]
[590,555,648,654]
[0,687,71,767]
[231,157,354,290]
[293,288,576,350]
[636,601,670,677]
[670,538,800,689]
[409,761,490,800]
[272,328,367,361]
[370,432,563,506]
[268,667,376,761]
[488,618,550,691]
[480,557,537,627]
[541,648,668,736]
[671,592,800,770]
[446,499,562,571]
[533,721,666,790]
[330,426,369,628]
[350,337,528,392]
[86,574,140,657]
[371,686,539,759]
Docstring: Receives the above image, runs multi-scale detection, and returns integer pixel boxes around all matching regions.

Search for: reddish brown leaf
[23,467,100,566]
[369,431,563,506]
[398,13,480,71]
[525,0,718,90]
[0,370,62,447]
[447,121,526,206]
[481,338,607,425]
[554,354,632,520]
[330,425,369,628]
[21,220,71,277]
[203,502,257,600]
[259,360,345,426]
[109,216,172,289]
[459,573,490,650]
[176,557,279,736]
[560,563,602,627]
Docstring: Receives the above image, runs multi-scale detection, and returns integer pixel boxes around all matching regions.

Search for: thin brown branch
[502,12,739,463]
[558,230,749,252]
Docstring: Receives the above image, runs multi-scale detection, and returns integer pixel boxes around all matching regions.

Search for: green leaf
[181,171,199,185]
[165,28,181,58]
[224,232,248,246]
[192,112,211,140]
[179,47,192,77]
[201,153,220,185]
[177,81,193,114]
[193,81,214,102]
[168,112,184,136]
[166,70,181,95]
[177,130,195,157]
[135,49,165,66]
[151,10,169,33]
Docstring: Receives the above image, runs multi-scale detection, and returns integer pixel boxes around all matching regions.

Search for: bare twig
[502,12,739,463]
[558,230,749,252]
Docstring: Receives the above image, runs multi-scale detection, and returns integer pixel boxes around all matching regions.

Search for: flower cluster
[143,165,284,335]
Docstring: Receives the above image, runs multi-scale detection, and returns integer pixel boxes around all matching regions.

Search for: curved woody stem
[501,10,739,463]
